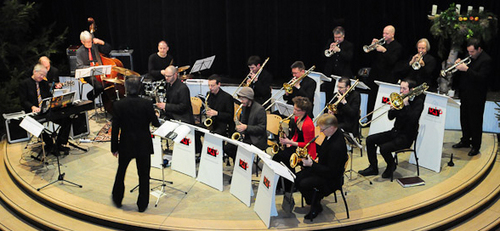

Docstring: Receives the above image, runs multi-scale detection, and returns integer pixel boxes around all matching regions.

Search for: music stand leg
[37,153,82,191]
[344,146,372,185]
[151,164,187,207]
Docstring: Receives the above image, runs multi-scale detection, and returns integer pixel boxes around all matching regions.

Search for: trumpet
[289,136,319,168]
[363,38,385,53]
[324,42,340,57]
[232,57,270,98]
[231,104,244,141]
[440,56,471,77]
[411,52,424,70]
[203,92,213,128]
[359,82,429,127]
[263,65,316,111]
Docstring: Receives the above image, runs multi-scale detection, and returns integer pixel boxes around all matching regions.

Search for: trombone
[270,113,294,154]
[202,92,213,128]
[314,79,359,124]
[289,135,319,168]
[359,82,429,126]
[264,65,316,111]
[232,57,270,98]
[411,52,424,70]
[231,104,244,141]
[363,38,385,53]
[440,56,471,77]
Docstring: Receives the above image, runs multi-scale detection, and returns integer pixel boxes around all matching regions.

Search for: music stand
[190,55,216,75]
[75,65,112,120]
[343,131,372,185]
[275,101,294,117]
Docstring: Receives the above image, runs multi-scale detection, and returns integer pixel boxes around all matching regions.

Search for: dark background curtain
[37,0,499,86]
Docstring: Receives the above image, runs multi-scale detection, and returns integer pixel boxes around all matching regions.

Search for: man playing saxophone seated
[205,74,234,136]
[358,79,425,178]
[295,114,348,221]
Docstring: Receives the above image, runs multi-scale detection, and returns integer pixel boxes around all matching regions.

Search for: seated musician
[205,74,234,136]
[295,114,348,221]
[246,56,273,106]
[148,40,174,81]
[225,87,267,163]
[328,77,361,137]
[39,56,62,90]
[19,64,72,155]
[75,30,112,100]
[272,96,316,190]
[155,65,194,124]
[283,61,316,117]
[359,79,425,178]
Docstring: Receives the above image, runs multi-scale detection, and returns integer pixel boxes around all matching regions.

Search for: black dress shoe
[468,148,480,156]
[452,141,471,148]
[138,206,147,212]
[112,197,122,208]
[382,165,396,178]
[358,166,378,176]
[304,204,323,221]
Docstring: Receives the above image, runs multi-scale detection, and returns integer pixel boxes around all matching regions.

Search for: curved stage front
[1,123,498,230]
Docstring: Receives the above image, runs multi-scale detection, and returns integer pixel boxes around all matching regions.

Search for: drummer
[148,41,173,81]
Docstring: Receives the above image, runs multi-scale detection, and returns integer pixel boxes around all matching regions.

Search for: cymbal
[180,74,193,80]
[178,65,190,73]
[112,66,140,76]
[103,78,125,84]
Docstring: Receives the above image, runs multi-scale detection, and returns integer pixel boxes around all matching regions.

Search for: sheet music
[153,120,179,137]
[260,158,295,182]
[172,125,191,143]
[20,116,44,137]
[75,65,112,79]
[275,101,294,117]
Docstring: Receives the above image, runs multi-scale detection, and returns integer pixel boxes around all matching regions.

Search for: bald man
[39,56,62,90]
[148,41,174,81]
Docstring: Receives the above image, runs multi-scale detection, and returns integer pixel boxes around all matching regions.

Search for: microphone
[448,153,455,167]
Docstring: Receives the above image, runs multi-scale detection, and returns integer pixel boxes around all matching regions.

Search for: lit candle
[467,6,473,14]
[431,5,437,16]
[479,6,484,13]
[456,4,461,15]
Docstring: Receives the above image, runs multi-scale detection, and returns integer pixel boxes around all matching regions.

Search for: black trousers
[295,168,328,205]
[459,96,486,149]
[84,76,104,100]
[112,153,151,209]
[365,130,411,168]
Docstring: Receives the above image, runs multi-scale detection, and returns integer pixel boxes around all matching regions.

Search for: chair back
[191,97,202,115]
[266,114,282,135]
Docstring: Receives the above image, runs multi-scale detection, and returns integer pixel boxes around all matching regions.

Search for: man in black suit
[39,56,62,91]
[111,76,161,212]
[359,79,424,178]
[452,38,492,156]
[19,64,72,155]
[246,56,273,106]
[295,114,348,221]
[225,87,267,162]
[322,26,354,105]
[156,65,195,125]
[329,77,361,136]
[205,74,234,136]
[283,61,316,117]
[398,38,437,91]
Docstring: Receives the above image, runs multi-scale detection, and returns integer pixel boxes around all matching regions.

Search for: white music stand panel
[196,132,224,191]
[230,144,255,207]
[151,136,163,169]
[171,127,197,178]
[367,81,400,136]
[253,164,279,229]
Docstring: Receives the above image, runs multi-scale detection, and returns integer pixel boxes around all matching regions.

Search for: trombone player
[451,38,492,156]
[328,77,360,136]
[283,61,316,117]
[359,79,424,178]
[247,56,273,106]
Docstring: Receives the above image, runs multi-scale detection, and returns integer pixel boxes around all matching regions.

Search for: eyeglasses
[164,74,174,78]
[320,126,331,132]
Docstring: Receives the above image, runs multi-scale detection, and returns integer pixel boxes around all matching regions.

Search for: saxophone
[289,136,319,168]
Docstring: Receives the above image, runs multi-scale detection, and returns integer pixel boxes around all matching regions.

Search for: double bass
[87,17,125,114]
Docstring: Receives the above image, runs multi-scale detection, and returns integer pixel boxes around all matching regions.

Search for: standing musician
[322,26,354,105]
[247,56,273,106]
[205,74,235,136]
[225,87,267,163]
[451,38,492,156]
[283,61,316,117]
[75,30,112,100]
[19,64,72,155]
[156,65,194,124]
[366,25,402,119]
[359,79,424,178]
[399,38,437,91]
[272,96,316,190]
[328,77,361,136]
[148,40,174,81]
[111,76,161,212]
[295,114,348,221]
[39,56,62,90]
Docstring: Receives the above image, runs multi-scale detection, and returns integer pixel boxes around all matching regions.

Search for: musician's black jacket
[332,90,361,135]
[369,40,402,84]
[323,39,354,78]
[46,66,60,87]
[397,54,437,90]
[249,69,273,106]
[75,43,112,69]
[163,78,195,124]
[283,76,316,106]
[206,89,235,136]
[387,93,425,145]
[19,78,52,112]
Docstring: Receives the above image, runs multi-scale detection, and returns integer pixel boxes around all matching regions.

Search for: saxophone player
[205,74,235,136]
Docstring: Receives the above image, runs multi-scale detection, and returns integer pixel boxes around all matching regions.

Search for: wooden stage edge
[1,130,498,230]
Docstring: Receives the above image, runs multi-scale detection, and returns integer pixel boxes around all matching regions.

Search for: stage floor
[3,114,497,230]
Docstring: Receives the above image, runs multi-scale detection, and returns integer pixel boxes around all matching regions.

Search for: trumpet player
[272,96,316,191]
[247,56,273,106]
[295,114,347,221]
[328,77,360,136]
[283,61,316,117]
[224,87,267,163]
[359,79,424,178]
[206,74,235,136]
[322,26,354,105]
[451,38,492,157]
[402,38,437,91]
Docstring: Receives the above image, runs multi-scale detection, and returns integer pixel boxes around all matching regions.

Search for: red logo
[428,107,442,117]
[180,137,191,146]
[239,159,248,170]
[207,147,219,157]
[381,96,391,105]
[263,176,271,189]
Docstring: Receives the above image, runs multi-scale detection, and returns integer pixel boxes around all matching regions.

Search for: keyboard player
[19,64,72,155]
